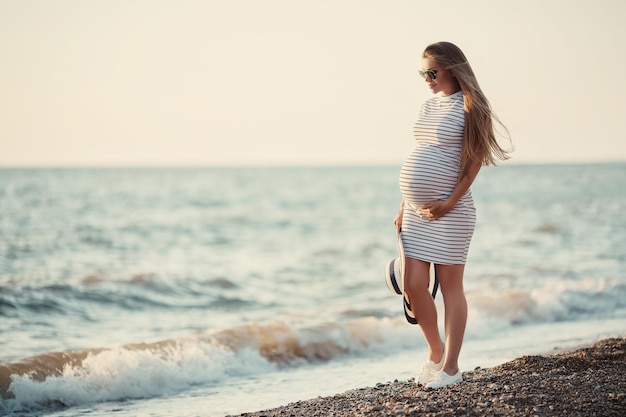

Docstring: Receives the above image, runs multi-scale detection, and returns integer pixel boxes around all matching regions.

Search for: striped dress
[399,90,476,265]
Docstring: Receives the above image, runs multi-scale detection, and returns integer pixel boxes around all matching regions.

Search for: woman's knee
[404,258,431,295]
[405,276,429,295]
[436,264,466,297]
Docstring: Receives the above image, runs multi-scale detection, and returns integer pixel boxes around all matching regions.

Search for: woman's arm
[421,159,482,220]
[394,198,405,231]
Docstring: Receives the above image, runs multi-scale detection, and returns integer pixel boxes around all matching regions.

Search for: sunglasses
[418,69,438,80]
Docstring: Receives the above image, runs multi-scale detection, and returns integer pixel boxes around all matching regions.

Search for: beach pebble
[229,338,626,417]
[415,390,429,399]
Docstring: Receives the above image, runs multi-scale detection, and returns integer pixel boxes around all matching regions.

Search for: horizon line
[0,159,624,169]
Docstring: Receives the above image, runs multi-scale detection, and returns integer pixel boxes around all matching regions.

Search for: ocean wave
[1,275,625,413]
[468,276,626,324]
[0,316,405,413]
[0,274,247,318]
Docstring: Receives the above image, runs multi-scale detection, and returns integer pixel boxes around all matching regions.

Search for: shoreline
[227,337,626,417]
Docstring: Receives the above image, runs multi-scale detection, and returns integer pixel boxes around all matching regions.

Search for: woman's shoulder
[423,96,439,106]
[419,94,462,111]
[419,96,438,112]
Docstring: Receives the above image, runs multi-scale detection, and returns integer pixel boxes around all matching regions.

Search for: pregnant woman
[394,41,511,389]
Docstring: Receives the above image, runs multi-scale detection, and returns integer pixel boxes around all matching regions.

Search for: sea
[1,163,625,416]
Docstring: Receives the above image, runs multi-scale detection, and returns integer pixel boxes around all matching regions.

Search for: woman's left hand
[418,200,452,221]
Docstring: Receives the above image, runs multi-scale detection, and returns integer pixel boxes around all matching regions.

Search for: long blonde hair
[423,42,512,177]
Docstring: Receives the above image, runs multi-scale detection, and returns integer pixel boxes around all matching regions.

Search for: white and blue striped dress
[399,90,476,265]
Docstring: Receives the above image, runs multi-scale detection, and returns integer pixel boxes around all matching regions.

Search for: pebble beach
[229,337,626,417]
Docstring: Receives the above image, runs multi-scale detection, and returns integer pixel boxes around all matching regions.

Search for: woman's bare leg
[435,263,467,375]
[404,257,444,362]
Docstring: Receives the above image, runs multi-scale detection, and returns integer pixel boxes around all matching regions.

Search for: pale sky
[1,0,625,166]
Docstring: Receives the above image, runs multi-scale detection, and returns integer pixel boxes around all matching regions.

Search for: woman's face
[421,57,459,96]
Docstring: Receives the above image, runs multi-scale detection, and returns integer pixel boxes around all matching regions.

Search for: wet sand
[228,337,626,417]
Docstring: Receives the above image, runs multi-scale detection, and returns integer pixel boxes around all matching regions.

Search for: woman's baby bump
[399,145,459,205]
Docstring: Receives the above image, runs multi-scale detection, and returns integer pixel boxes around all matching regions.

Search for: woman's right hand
[393,207,403,232]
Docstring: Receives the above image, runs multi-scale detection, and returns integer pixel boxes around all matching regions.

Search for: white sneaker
[415,357,443,385]
[425,370,463,389]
